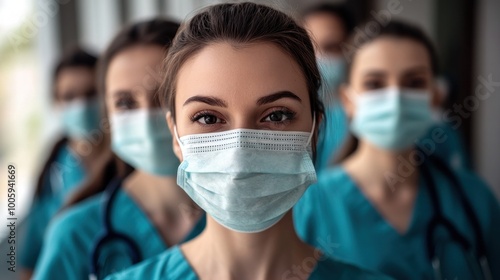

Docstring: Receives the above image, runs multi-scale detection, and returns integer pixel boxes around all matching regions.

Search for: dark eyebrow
[363,70,386,78]
[183,95,228,107]
[402,66,429,77]
[256,91,302,105]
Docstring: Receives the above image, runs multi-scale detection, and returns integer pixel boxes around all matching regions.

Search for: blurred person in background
[33,19,205,280]
[301,3,355,171]
[20,47,114,280]
[294,20,500,280]
[302,4,469,174]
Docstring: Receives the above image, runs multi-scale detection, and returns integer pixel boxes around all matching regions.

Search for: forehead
[304,13,346,40]
[56,67,94,90]
[175,42,309,106]
[106,45,164,92]
[352,37,432,74]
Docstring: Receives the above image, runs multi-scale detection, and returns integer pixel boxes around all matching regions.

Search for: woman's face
[169,42,313,161]
[342,37,438,117]
[105,45,165,115]
[55,67,96,104]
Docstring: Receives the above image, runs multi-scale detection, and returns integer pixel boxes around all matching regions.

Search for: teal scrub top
[294,164,500,280]
[418,121,471,171]
[105,246,392,280]
[20,143,86,269]
[33,182,206,280]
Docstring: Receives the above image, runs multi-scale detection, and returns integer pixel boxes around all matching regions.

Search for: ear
[431,83,442,109]
[340,83,355,118]
[166,111,183,162]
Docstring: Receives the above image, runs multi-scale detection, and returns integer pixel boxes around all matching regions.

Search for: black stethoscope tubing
[421,152,491,280]
[88,178,142,280]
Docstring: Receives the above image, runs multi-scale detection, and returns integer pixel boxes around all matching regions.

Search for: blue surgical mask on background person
[174,122,317,233]
[61,98,101,139]
[350,87,434,151]
[111,109,179,176]
[317,55,346,106]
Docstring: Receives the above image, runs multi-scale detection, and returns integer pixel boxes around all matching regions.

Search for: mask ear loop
[173,125,184,153]
[306,114,316,146]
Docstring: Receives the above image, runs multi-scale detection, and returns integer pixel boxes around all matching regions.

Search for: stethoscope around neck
[420,151,492,280]
[88,178,142,280]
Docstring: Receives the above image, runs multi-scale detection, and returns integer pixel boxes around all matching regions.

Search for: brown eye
[115,97,137,110]
[201,115,217,124]
[404,78,427,89]
[363,80,384,90]
[193,113,223,125]
[262,109,295,123]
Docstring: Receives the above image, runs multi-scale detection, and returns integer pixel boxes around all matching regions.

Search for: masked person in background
[33,19,205,280]
[301,4,355,171]
[106,3,393,280]
[294,20,500,280]
[20,47,113,280]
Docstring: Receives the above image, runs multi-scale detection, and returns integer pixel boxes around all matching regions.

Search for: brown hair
[159,2,324,154]
[63,19,180,207]
[336,20,438,163]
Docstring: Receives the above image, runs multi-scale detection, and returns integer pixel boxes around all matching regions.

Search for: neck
[344,140,419,195]
[124,170,202,246]
[68,138,106,168]
[124,171,196,215]
[183,212,317,280]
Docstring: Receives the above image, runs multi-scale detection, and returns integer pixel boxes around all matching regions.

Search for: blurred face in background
[341,37,438,151]
[54,67,96,104]
[105,45,164,114]
[303,12,347,57]
[342,37,437,112]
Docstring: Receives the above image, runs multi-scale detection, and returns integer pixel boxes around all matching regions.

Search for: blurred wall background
[0,0,499,277]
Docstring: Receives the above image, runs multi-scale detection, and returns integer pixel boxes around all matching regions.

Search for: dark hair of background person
[35,47,99,198]
[336,20,439,163]
[159,2,325,158]
[301,3,357,38]
[63,18,181,208]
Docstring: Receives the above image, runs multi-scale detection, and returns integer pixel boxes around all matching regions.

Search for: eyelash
[261,107,296,125]
[190,107,297,127]
[190,110,225,125]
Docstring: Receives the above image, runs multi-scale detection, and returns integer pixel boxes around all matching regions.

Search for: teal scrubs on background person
[33,181,206,280]
[20,142,86,270]
[294,163,500,280]
[104,246,392,280]
[419,121,471,171]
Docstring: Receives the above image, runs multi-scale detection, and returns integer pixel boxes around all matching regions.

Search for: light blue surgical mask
[111,109,179,176]
[174,122,317,233]
[317,55,346,106]
[61,98,101,139]
[351,87,434,151]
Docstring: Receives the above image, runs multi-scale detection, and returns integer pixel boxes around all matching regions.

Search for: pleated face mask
[61,98,101,139]
[350,87,434,151]
[174,123,317,233]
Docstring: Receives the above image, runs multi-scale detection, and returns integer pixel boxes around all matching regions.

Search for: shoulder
[313,257,394,280]
[105,246,195,280]
[304,166,353,197]
[454,169,499,210]
[454,169,500,225]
